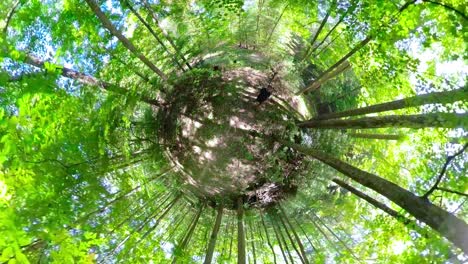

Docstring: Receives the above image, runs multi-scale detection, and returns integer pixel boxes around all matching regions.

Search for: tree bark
[204,205,224,264]
[84,0,168,80]
[348,133,403,140]
[237,197,246,264]
[299,112,468,129]
[276,138,468,253]
[315,87,468,120]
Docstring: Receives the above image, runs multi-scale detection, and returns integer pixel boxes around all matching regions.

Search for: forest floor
[158,49,312,207]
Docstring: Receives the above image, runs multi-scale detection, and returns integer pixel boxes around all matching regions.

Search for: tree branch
[423,143,468,199]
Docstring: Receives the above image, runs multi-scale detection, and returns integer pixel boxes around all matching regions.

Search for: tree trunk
[265,4,289,46]
[124,0,185,71]
[310,2,357,55]
[204,205,224,264]
[278,213,307,264]
[348,133,403,140]
[261,211,277,264]
[173,203,204,264]
[279,205,309,264]
[299,113,468,129]
[302,0,335,61]
[271,215,289,264]
[333,179,409,222]
[296,36,371,95]
[139,193,182,241]
[84,0,168,80]
[315,87,468,120]
[276,138,468,253]
[237,197,246,264]
[274,217,295,263]
[141,0,192,70]
[20,54,162,106]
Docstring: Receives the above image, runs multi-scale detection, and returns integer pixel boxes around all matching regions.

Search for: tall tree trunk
[279,205,309,264]
[173,203,204,264]
[265,4,289,46]
[276,138,468,253]
[84,0,168,80]
[248,219,257,264]
[237,197,246,264]
[271,215,289,264]
[333,179,411,223]
[348,133,403,140]
[261,211,277,264]
[274,217,295,263]
[296,37,370,95]
[141,0,192,70]
[278,213,307,264]
[310,2,357,55]
[302,0,335,61]
[299,112,468,129]
[20,54,162,106]
[315,87,468,120]
[204,205,224,264]
[124,0,185,71]
[100,193,178,263]
[139,193,182,241]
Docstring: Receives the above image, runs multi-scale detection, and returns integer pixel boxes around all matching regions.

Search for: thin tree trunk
[278,213,306,264]
[172,203,204,264]
[141,0,192,70]
[333,179,410,223]
[315,87,468,120]
[279,205,309,263]
[139,194,182,241]
[261,211,277,264]
[293,217,317,252]
[237,197,246,264]
[84,0,168,80]
[296,36,370,95]
[124,0,185,71]
[299,112,468,129]
[297,1,418,95]
[229,215,234,260]
[310,2,357,55]
[274,217,295,263]
[20,54,162,106]
[100,193,178,263]
[271,215,289,264]
[265,4,289,46]
[302,0,335,61]
[255,0,265,47]
[78,166,173,223]
[204,205,224,264]
[348,133,403,140]
[310,211,359,259]
[276,138,468,253]
[248,219,257,264]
